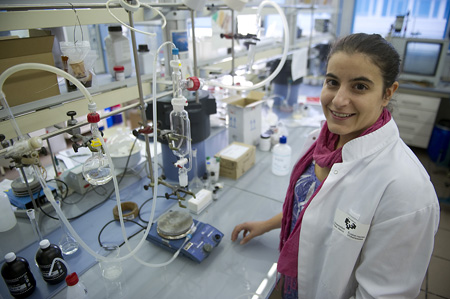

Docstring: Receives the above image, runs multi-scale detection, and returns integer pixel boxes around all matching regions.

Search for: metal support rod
[128,10,155,183]
[190,9,199,104]
[19,166,39,212]
[45,138,59,179]
[308,0,315,57]
[0,90,173,159]
[231,9,235,85]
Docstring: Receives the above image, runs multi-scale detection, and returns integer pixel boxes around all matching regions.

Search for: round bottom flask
[82,138,113,185]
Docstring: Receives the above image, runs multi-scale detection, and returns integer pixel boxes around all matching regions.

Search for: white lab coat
[297,118,440,299]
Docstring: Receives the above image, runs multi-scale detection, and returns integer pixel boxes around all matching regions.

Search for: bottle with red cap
[65,272,88,299]
[113,66,125,81]
[1,252,36,298]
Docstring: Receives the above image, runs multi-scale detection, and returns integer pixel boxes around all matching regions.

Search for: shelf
[199,33,334,73]
[0,8,146,31]
[0,1,338,140]
[0,75,174,141]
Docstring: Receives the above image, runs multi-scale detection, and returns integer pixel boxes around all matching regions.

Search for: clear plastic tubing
[105,3,188,267]
[0,96,22,141]
[205,0,290,92]
[101,8,193,263]
[106,0,167,35]
[0,63,162,264]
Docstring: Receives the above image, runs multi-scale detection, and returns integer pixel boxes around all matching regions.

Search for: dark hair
[327,33,400,93]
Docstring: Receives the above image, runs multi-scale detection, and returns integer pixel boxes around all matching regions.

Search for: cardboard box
[225,91,264,146]
[215,142,256,180]
[0,36,60,107]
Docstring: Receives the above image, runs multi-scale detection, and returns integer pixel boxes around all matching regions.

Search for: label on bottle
[39,261,66,283]
[272,145,292,176]
[272,154,290,173]
[115,71,125,81]
[4,272,35,296]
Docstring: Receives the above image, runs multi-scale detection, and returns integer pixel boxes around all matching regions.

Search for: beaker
[56,201,79,255]
[97,244,127,298]
[190,148,203,193]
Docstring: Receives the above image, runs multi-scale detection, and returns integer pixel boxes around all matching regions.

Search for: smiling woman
[320,33,400,147]
[321,52,397,147]
[232,33,440,299]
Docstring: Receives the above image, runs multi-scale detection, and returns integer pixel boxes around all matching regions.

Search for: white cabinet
[392,93,441,148]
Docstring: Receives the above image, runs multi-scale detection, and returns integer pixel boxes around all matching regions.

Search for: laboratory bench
[2,80,447,298]
[0,118,318,299]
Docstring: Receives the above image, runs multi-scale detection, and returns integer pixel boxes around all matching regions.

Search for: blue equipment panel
[146,219,223,263]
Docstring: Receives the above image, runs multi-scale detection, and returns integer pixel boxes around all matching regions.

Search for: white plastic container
[259,133,271,152]
[104,26,132,78]
[0,192,17,232]
[137,44,153,75]
[272,135,292,176]
[113,66,125,81]
[66,272,88,299]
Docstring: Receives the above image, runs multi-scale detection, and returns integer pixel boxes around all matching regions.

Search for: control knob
[203,243,213,253]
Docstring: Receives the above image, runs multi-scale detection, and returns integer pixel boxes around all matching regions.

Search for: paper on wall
[291,47,308,81]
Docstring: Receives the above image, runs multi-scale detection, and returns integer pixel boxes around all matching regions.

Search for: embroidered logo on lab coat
[345,218,356,230]
[333,209,369,241]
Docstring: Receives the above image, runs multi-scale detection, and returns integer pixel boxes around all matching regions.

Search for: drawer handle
[397,125,415,133]
[398,113,419,119]
[402,101,421,107]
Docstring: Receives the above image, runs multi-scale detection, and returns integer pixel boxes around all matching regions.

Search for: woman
[231,33,440,298]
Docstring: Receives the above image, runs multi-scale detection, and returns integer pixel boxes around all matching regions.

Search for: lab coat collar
[341,118,399,162]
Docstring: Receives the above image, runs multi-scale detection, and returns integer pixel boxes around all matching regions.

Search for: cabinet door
[392,107,438,124]
[395,119,435,137]
[393,92,441,149]
[395,93,441,112]
[398,132,431,148]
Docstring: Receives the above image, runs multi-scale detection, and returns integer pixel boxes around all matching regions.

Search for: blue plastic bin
[427,119,450,166]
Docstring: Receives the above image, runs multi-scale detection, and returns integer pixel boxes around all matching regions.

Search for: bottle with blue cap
[272,135,292,176]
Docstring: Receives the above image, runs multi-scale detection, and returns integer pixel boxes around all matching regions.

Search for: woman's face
[320,52,398,147]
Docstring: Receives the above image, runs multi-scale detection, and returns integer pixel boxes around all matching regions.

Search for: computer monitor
[390,37,449,87]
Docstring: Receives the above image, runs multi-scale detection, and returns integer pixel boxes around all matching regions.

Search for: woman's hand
[231,221,268,245]
[231,212,283,245]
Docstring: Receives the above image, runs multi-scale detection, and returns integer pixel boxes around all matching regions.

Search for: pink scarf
[277,108,391,277]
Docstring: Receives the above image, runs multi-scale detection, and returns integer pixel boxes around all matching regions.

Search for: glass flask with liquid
[169,105,191,158]
[82,138,113,185]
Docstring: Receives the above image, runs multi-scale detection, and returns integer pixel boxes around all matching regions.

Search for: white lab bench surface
[0,114,319,299]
